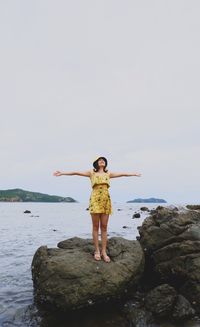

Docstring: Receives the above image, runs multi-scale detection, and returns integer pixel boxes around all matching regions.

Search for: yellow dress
[89,171,113,215]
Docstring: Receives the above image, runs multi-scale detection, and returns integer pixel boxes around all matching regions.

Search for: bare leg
[100,214,110,262]
[91,214,101,256]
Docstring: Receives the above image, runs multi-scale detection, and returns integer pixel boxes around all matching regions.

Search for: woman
[53,156,142,263]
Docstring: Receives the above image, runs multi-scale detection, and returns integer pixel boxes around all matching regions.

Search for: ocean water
[0,202,199,327]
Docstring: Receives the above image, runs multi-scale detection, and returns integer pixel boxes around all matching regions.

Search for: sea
[0,202,200,327]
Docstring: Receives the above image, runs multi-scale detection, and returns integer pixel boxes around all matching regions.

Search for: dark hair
[93,158,108,173]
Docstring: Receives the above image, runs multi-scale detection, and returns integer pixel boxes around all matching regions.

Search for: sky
[0,0,200,204]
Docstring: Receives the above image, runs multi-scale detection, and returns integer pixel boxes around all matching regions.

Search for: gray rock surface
[31,237,144,311]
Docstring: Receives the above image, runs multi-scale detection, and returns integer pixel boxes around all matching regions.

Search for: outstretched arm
[109,172,142,178]
[53,170,91,177]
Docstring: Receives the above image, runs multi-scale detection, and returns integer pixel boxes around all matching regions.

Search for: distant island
[0,189,77,203]
[127,197,167,203]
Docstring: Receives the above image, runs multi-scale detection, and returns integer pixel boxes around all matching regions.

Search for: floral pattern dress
[89,171,112,215]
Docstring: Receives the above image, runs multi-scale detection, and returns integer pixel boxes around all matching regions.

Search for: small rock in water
[117,208,123,211]
[140,207,149,212]
[133,213,141,218]
[86,208,89,210]
[24,210,31,214]
[122,225,130,229]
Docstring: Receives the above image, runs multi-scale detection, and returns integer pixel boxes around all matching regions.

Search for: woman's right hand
[53,171,63,176]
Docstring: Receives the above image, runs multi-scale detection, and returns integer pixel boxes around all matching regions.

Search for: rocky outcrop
[31,237,144,311]
[138,205,200,313]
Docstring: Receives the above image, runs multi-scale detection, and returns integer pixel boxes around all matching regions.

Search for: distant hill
[0,189,77,203]
[127,197,167,203]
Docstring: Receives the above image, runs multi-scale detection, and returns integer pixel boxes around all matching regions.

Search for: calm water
[0,202,199,327]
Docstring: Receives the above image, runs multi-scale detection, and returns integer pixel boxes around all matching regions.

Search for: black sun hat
[93,156,108,168]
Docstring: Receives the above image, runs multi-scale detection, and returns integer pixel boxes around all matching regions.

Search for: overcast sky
[0,1,199,204]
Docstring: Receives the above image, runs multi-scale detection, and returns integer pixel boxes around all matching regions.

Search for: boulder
[180,281,200,312]
[31,237,144,311]
[138,206,200,312]
[144,284,177,318]
[172,294,195,321]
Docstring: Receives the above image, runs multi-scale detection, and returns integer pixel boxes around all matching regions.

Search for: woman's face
[97,158,106,167]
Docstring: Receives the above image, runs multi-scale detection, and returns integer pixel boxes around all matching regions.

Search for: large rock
[31,237,144,311]
[138,206,200,312]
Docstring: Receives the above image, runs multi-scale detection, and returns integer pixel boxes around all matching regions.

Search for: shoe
[94,251,101,261]
[101,252,111,263]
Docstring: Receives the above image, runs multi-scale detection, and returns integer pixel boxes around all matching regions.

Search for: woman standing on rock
[53,156,141,263]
